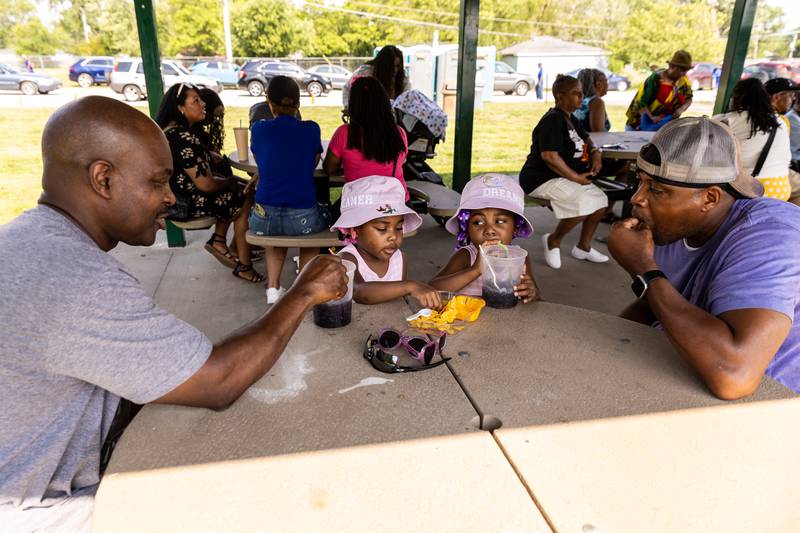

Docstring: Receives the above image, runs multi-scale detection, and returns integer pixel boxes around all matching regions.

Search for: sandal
[232,263,265,283]
[205,233,238,268]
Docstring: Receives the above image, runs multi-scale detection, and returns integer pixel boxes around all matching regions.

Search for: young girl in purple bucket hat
[430,174,541,302]
[332,175,443,308]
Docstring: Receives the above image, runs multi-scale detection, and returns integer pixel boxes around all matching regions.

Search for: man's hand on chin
[607,218,659,276]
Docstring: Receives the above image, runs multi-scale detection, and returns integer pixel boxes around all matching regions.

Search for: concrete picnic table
[444,301,799,532]
[92,299,548,532]
[92,298,799,532]
[590,131,656,160]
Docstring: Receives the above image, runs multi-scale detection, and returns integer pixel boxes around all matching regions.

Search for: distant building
[500,36,609,88]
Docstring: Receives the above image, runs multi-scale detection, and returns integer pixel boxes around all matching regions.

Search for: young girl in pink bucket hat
[332,175,443,308]
[430,174,541,302]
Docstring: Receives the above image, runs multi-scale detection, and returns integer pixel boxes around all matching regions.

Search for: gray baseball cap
[636,116,763,199]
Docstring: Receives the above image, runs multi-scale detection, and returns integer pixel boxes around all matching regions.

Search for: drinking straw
[479,244,500,290]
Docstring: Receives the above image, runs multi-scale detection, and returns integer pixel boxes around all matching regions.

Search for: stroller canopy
[393,90,448,141]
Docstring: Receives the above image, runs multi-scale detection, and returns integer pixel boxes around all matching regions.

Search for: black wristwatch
[631,270,667,299]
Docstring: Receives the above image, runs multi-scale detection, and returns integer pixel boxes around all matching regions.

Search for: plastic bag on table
[409,295,485,334]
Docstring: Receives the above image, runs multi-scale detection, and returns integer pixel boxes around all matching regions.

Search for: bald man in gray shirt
[0,96,348,531]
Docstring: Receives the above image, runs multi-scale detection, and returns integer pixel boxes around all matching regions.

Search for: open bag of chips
[409,295,485,334]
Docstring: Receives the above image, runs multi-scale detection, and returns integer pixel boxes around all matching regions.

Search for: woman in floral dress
[156,83,262,282]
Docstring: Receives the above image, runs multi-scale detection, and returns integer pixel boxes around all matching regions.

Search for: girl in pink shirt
[324,77,410,200]
[331,175,441,308]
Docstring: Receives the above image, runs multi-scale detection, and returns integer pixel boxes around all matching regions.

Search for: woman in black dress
[156,83,262,282]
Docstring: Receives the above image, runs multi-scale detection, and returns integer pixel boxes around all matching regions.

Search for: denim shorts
[249,203,329,236]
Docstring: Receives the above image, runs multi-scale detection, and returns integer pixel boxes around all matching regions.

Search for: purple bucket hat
[445,174,534,236]
[331,176,423,233]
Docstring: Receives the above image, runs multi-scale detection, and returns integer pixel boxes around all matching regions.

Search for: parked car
[0,63,61,95]
[306,64,352,89]
[68,56,114,88]
[110,58,222,101]
[237,61,332,97]
[687,62,720,90]
[189,60,240,86]
[741,62,792,84]
[566,68,630,91]
[493,61,534,96]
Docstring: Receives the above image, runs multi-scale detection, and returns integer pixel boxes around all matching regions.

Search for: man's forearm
[209,288,315,406]
[156,287,316,409]
[644,279,758,397]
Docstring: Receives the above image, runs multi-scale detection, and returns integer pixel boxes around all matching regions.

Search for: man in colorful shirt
[625,50,694,131]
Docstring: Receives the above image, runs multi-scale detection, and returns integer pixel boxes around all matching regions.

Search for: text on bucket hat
[636,116,763,199]
[331,176,422,234]
[444,173,534,237]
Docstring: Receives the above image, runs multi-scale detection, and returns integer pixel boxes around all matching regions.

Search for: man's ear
[88,160,114,200]
[700,186,724,212]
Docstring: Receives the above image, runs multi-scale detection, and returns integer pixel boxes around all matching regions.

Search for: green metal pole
[452,0,479,192]
[133,0,164,118]
[714,0,758,115]
[133,0,185,247]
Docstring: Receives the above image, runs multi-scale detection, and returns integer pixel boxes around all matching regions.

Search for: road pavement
[0,84,719,114]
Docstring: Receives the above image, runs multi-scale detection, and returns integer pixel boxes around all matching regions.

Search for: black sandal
[204,233,238,268]
[232,263,265,283]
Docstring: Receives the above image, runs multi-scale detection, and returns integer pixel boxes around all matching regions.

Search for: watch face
[632,275,647,298]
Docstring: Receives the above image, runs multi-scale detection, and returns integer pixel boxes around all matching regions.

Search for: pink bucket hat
[332,176,423,233]
[445,174,534,236]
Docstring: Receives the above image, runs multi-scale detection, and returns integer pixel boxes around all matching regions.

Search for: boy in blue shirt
[249,76,328,303]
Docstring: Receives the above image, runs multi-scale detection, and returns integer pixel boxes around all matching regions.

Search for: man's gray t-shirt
[0,206,212,530]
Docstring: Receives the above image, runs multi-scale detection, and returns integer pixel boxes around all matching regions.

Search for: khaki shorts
[529,178,608,219]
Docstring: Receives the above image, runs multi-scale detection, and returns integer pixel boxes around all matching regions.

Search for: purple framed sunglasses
[377,328,447,365]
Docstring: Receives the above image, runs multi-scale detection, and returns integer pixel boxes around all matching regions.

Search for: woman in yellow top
[625,50,694,131]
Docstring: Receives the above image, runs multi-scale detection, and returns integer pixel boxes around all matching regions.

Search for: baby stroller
[393,90,458,226]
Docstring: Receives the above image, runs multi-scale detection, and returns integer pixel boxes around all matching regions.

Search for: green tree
[164,0,224,56]
[232,0,311,56]
[0,0,36,48]
[11,18,59,55]
[609,0,724,69]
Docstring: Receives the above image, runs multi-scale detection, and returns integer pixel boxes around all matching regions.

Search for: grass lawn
[0,102,630,225]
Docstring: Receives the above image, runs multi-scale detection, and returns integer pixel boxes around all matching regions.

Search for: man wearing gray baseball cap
[608,116,800,399]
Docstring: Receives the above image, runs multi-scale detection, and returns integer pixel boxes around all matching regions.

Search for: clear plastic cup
[313,260,356,328]
[233,127,249,162]
[480,244,527,309]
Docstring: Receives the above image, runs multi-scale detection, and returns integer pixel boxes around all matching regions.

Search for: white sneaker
[541,233,561,269]
[266,287,286,304]
[571,246,609,263]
